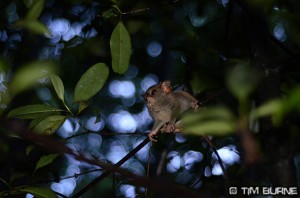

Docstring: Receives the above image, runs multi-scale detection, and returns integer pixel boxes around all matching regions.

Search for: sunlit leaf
[74,63,109,102]
[7,104,63,119]
[33,115,66,134]
[226,64,260,101]
[19,186,58,198]
[16,20,50,35]
[50,74,64,101]
[110,21,131,74]
[9,61,56,96]
[34,153,59,172]
[26,0,45,20]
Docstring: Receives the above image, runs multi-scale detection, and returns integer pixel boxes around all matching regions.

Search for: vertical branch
[145,142,153,197]
[203,135,229,193]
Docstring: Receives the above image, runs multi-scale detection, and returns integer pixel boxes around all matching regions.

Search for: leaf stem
[63,101,74,117]
[0,177,11,189]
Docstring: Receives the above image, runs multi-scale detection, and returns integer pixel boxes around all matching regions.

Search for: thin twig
[72,137,150,198]
[269,34,300,64]
[0,177,11,188]
[145,142,153,197]
[35,168,103,184]
[203,135,229,193]
[121,0,180,16]
[156,149,168,176]
[63,131,147,142]
[199,89,226,105]
[53,190,69,198]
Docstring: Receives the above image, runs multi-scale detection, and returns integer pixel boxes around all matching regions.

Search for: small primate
[142,80,200,141]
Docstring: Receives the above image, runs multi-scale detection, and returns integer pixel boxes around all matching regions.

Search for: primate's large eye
[150,89,157,96]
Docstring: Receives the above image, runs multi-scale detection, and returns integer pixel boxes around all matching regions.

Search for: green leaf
[19,186,58,198]
[26,145,35,156]
[7,104,63,119]
[35,154,59,172]
[251,99,282,119]
[26,0,45,20]
[16,20,50,35]
[183,107,235,124]
[9,61,56,96]
[226,64,260,101]
[182,107,236,136]
[0,88,10,115]
[283,87,300,112]
[50,74,65,101]
[74,63,109,102]
[0,191,7,197]
[102,9,119,19]
[110,21,131,74]
[23,0,34,8]
[272,87,300,125]
[183,120,236,136]
[28,112,57,129]
[78,101,88,114]
[112,5,122,14]
[33,115,66,135]
[10,172,27,184]
[251,87,300,125]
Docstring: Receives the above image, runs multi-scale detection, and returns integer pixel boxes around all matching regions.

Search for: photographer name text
[229,186,298,196]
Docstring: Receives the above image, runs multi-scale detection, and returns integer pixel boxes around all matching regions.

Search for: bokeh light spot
[147,41,162,57]
[140,74,158,92]
[167,151,181,173]
[86,116,104,132]
[109,80,136,98]
[213,145,240,166]
[109,111,137,133]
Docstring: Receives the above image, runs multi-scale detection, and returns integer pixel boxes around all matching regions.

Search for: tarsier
[143,80,200,142]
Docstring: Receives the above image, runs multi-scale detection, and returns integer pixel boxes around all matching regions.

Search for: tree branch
[121,0,181,16]
[203,135,229,193]
[63,131,147,142]
[72,137,150,198]
[35,168,103,184]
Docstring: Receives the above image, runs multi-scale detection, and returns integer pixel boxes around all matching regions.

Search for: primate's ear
[160,80,172,94]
